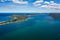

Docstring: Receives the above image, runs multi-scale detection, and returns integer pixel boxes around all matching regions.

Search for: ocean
[0,13,60,40]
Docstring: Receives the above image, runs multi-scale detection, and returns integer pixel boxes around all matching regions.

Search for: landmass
[49,13,60,18]
[0,14,28,25]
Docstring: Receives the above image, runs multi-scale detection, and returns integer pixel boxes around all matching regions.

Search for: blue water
[0,13,60,40]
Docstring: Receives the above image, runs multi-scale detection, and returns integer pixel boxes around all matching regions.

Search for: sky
[0,0,60,13]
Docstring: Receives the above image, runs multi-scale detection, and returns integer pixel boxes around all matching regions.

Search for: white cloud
[44,1,60,10]
[33,0,43,6]
[50,1,54,4]
[33,0,60,10]
[41,5,48,8]
[12,0,28,5]
[44,1,50,5]
[33,3,41,6]
[41,4,60,10]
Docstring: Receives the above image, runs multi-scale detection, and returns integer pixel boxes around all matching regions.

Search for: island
[0,14,28,25]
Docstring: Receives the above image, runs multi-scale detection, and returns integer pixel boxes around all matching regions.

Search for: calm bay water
[0,13,60,40]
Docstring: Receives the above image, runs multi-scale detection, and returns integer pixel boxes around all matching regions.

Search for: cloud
[12,0,28,5]
[41,5,48,8]
[43,1,60,10]
[33,0,43,6]
[33,0,60,10]
[44,1,50,5]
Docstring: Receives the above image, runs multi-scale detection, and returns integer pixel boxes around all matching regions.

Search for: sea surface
[0,13,60,40]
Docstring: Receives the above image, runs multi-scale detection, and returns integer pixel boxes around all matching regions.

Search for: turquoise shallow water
[0,13,60,40]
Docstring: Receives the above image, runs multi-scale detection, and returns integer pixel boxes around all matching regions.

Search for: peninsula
[0,14,28,25]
